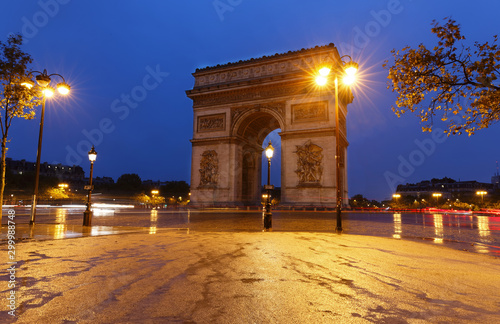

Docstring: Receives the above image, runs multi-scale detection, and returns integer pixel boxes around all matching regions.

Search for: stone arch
[186,44,353,207]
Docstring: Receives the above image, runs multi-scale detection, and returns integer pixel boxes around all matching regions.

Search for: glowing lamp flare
[57,82,71,95]
[315,75,328,86]
[88,146,97,162]
[43,86,55,97]
[265,141,274,159]
[343,74,356,85]
[318,66,331,76]
[21,79,34,89]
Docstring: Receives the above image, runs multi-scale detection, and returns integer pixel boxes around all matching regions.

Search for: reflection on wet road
[2,207,499,256]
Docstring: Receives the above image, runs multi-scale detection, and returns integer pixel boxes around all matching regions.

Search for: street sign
[264,185,274,190]
[84,185,94,190]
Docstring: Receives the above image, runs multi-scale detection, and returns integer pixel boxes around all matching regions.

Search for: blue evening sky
[1,0,499,201]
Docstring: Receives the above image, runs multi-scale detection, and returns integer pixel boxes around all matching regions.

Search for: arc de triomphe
[186,44,354,207]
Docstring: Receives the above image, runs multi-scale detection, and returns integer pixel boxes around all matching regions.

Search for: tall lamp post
[393,193,401,206]
[263,141,274,230]
[476,190,487,203]
[432,193,442,206]
[151,189,159,209]
[315,55,358,233]
[83,146,97,227]
[22,70,70,225]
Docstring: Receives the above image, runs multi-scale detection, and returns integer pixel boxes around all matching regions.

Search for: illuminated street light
[83,146,97,226]
[263,141,274,230]
[476,190,487,203]
[151,189,159,209]
[393,193,401,205]
[24,69,70,225]
[432,193,442,206]
[315,55,358,233]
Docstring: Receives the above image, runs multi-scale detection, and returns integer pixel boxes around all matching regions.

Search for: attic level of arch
[186,76,354,108]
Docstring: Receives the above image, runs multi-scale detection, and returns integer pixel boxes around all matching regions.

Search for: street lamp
[263,141,274,230]
[315,55,358,233]
[476,190,487,203]
[151,189,159,209]
[23,69,70,225]
[393,193,401,205]
[83,146,97,226]
[432,193,442,206]
[58,183,69,190]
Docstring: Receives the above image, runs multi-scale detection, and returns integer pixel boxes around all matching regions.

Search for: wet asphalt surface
[2,206,499,257]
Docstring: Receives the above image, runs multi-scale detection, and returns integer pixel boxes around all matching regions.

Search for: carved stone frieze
[199,150,219,187]
[295,140,323,184]
[194,58,314,88]
[197,113,225,133]
[292,101,328,124]
[190,82,310,108]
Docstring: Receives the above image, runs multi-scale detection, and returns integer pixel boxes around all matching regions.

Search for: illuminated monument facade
[186,44,354,207]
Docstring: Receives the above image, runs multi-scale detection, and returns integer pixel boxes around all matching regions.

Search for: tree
[160,181,190,201]
[134,193,165,207]
[0,34,40,221]
[44,187,69,200]
[116,173,142,193]
[384,18,500,135]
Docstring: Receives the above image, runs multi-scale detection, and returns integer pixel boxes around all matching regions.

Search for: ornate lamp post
[83,146,97,226]
[22,70,70,225]
[315,56,358,233]
[263,141,274,230]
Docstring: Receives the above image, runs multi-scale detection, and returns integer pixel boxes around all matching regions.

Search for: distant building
[5,158,85,182]
[93,176,115,186]
[396,177,493,199]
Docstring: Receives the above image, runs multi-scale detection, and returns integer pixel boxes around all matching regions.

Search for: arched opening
[261,129,281,186]
[235,111,282,205]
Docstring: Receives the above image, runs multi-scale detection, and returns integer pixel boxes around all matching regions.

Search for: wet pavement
[1,206,500,323]
[2,206,500,257]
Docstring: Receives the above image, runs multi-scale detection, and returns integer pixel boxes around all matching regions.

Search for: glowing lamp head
[265,141,274,159]
[342,75,355,85]
[151,190,159,195]
[43,86,55,97]
[344,61,358,76]
[35,74,51,87]
[318,66,331,76]
[88,146,97,162]
[21,78,34,89]
[315,75,328,86]
[57,82,70,95]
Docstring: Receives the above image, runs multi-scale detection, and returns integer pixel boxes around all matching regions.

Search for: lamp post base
[263,201,272,231]
[83,210,92,227]
[335,206,343,234]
